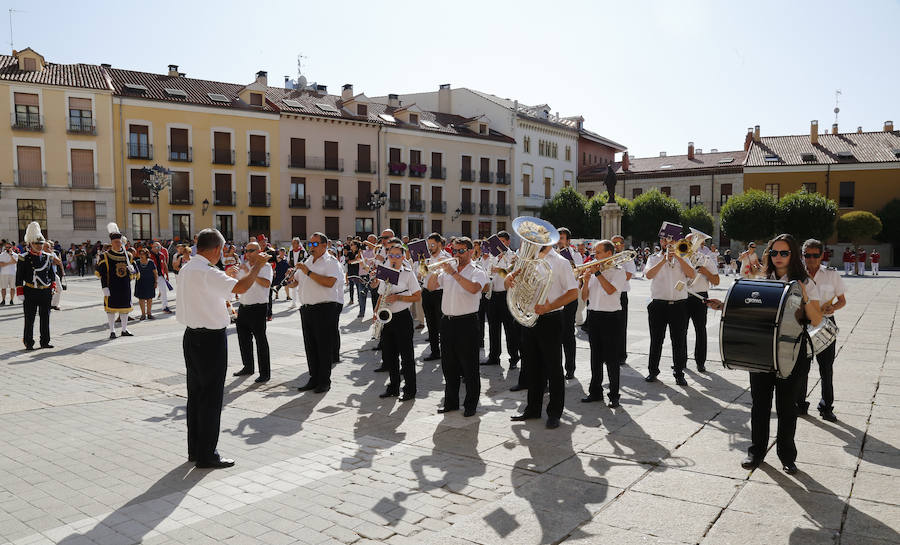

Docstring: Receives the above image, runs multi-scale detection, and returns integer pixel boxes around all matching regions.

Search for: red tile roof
[578,149,747,182]
[746,131,900,166]
[0,54,111,90]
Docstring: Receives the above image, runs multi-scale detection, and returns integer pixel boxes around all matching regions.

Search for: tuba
[507,216,560,327]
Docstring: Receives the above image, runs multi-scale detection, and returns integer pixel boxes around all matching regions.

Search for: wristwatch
[306,269,312,277]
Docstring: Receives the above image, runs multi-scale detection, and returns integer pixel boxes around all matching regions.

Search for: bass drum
[719,279,806,379]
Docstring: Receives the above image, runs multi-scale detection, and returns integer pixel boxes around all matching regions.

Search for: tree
[720,189,777,244]
[774,189,838,242]
[837,211,883,250]
[630,189,683,245]
[586,191,632,238]
[539,186,589,236]
[680,205,714,238]
[876,198,900,247]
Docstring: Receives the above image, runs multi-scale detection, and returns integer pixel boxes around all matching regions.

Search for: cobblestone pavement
[0,271,898,545]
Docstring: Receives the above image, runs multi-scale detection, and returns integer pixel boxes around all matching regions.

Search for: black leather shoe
[697,364,707,373]
[510,413,539,421]
[254,376,270,383]
[400,393,415,401]
[510,385,526,392]
[24,345,35,351]
[782,462,798,475]
[480,360,500,366]
[820,409,838,423]
[233,368,254,377]
[645,373,659,382]
[463,408,476,417]
[675,376,688,386]
[379,390,399,398]
[314,386,330,393]
[546,417,560,429]
[196,457,235,469]
[607,399,621,408]
[39,344,53,349]
[509,361,519,369]
[797,401,810,416]
[297,383,316,391]
[109,332,117,340]
[619,361,626,366]
[437,407,457,414]
[373,366,389,372]
[581,395,602,403]
[121,331,134,337]
[423,353,441,361]
[741,456,762,470]
[565,371,575,380]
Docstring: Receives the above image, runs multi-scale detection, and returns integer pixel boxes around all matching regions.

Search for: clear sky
[5,0,897,158]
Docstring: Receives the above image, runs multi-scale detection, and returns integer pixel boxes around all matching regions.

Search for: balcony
[66,117,96,135]
[479,171,494,183]
[73,216,97,230]
[14,169,46,187]
[128,142,153,160]
[431,200,446,213]
[430,166,446,180]
[409,163,427,178]
[355,160,376,174]
[496,172,511,185]
[129,186,152,204]
[169,145,192,162]
[409,199,425,212]
[11,113,43,131]
[249,192,271,207]
[68,172,98,189]
[496,204,511,216]
[169,189,193,205]
[388,199,406,212]
[289,155,343,171]
[356,198,373,211]
[214,190,235,206]
[323,195,344,209]
[460,169,475,182]
[212,148,235,165]
[685,200,704,209]
[388,162,407,176]
[288,195,311,208]
[460,202,476,215]
[248,151,270,167]
[479,202,494,215]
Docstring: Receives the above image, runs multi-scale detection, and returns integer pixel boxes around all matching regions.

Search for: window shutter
[14,92,39,106]
[69,97,92,110]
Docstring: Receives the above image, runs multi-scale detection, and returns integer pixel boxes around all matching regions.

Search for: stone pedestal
[600,202,622,240]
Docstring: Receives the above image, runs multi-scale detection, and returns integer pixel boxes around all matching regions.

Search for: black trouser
[487,291,520,365]
[617,292,629,362]
[749,354,810,465]
[236,303,270,378]
[478,295,489,347]
[521,310,564,419]
[587,310,621,401]
[183,327,227,463]
[299,302,339,389]
[562,300,578,374]
[23,286,51,347]
[333,303,343,361]
[382,309,416,395]
[266,287,274,318]
[797,317,836,411]
[686,291,709,367]
[439,314,480,411]
[370,288,379,313]
[647,299,688,378]
[422,289,443,355]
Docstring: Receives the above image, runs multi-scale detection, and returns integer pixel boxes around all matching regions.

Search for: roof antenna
[9,9,24,53]
[296,53,308,89]
[833,89,842,125]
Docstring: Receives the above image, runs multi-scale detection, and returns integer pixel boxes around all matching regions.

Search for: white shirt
[689,253,718,292]
[176,254,238,330]
[543,249,579,306]
[378,268,421,313]
[237,261,273,306]
[586,267,626,312]
[292,252,344,305]
[423,250,451,291]
[438,261,489,316]
[491,250,516,292]
[621,257,636,292]
[0,251,17,275]
[808,265,844,316]
[774,273,821,303]
[646,252,691,301]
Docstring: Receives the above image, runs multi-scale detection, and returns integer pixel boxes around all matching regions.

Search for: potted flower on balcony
[410,163,427,176]
[389,162,407,175]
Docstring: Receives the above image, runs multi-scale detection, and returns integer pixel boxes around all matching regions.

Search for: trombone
[573,250,637,278]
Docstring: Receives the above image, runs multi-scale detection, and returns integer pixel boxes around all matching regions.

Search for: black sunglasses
[768,250,791,257]
[803,253,822,259]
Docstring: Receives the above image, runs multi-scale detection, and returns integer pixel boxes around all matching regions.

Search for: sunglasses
[308,241,321,248]
[768,250,791,257]
[388,253,404,258]
[803,253,822,259]
[452,248,468,255]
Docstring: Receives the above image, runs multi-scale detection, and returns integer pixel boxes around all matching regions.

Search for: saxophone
[506,216,560,327]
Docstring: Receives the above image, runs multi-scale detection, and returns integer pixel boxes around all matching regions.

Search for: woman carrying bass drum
[707,234,823,475]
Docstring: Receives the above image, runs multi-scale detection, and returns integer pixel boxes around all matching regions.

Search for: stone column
[600,202,623,240]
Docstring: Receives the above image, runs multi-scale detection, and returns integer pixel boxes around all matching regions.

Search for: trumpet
[425,257,458,276]
[573,250,638,277]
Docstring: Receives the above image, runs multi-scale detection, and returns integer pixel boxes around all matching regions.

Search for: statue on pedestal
[604,164,617,199]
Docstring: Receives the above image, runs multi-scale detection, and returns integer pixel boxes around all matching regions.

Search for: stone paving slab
[0,272,897,544]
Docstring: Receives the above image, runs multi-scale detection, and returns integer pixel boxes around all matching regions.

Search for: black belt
[239,302,267,308]
[301,302,336,309]
[652,299,686,305]
[186,327,225,333]
[443,312,477,320]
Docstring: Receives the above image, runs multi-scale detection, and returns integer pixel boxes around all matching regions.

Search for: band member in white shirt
[427,237,489,417]
[557,228,583,379]
[232,241,274,383]
[286,237,306,309]
[483,231,519,369]
[686,240,720,373]
[422,233,450,361]
[507,245,579,428]
[799,238,846,422]
[177,228,269,469]
[611,235,635,366]
[0,242,19,305]
[580,240,627,407]
[371,243,422,400]
[644,228,696,386]
[285,232,344,393]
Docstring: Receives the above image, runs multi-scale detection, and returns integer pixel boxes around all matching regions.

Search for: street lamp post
[367,190,388,234]
[140,165,172,239]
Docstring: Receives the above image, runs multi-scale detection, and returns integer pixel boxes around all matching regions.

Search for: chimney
[621,152,630,171]
[832,123,838,135]
[388,93,400,108]
[255,70,267,86]
[101,63,111,69]
[810,120,818,145]
[885,120,894,132]
[284,76,291,89]
[438,83,451,114]
[659,151,667,157]
[696,148,703,154]
[316,84,327,94]
[342,83,353,100]
[857,126,863,134]
[744,128,753,151]
[753,125,760,142]
[687,142,695,160]
[168,64,179,77]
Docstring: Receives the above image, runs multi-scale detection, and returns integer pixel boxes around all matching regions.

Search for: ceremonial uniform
[857,250,867,275]
[486,249,520,367]
[16,249,54,349]
[871,251,880,275]
[584,266,626,404]
[378,268,421,397]
[293,252,343,391]
[646,251,691,382]
[96,248,138,336]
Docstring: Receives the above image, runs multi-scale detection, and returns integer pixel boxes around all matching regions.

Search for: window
[839,181,855,208]
[522,173,531,195]
[719,183,733,211]
[324,217,339,240]
[15,146,42,187]
[564,180,570,188]
[689,185,701,206]
[660,187,671,196]
[408,219,423,239]
[479,157,491,182]
[130,169,151,202]
[13,92,40,129]
[461,155,473,181]
[357,144,372,173]
[379,113,396,123]
[215,215,233,241]
[124,83,148,94]
[169,128,190,161]
[214,173,233,205]
[389,147,401,164]
[357,180,371,210]
[316,103,339,113]
[632,188,643,198]
[478,221,492,239]
[324,179,340,209]
[544,177,551,198]
[16,199,47,242]
[290,177,306,208]
[164,88,187,99]
[565,145,571,161]
[290,138,305,168]
[249,93,262,106]
[496,221,506,232]
[497,159,507,183]
[409,113,419,125]
[324,141,339,170]
[432,220,443,234]
[422,120,440,129]
[586,191,595,198]
[292,216,307,240]
[765,183,780,199]
[128,124,150,159]
[207,93,229,103]
[249,134,267,166]
[170,172,191,204]
[213,131,232,164]
[132,212,151,240]
[356,218,374,239]
[431,152,443,179]
[70,149,94,188]
[523,136,530,153]
[539,140,545,156]
[72,201,96,230]
[172,214,191,241]
[461,220,472,238]
[390,218,402,235]
[802,182,817,193]
[23,57,36,71]
[248,215,270,240]
[68,97,92,133]
[357,104,368,116]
